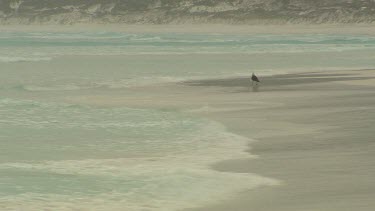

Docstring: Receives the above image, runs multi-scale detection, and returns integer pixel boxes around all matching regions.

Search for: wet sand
[2,24,375,210]
[182,70,375,211]
[63,69,375,211]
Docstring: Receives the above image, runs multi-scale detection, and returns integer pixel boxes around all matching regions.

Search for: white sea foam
[186,101,284,113]
[22,84,85,91]
[0,173,277,211]
[95,76,185,88]
[2,31,375,210]
[13,77,185,92]
[2,33,375,61]
[0,129,277,211]
[0,98,279,210]
[0,56,52,63]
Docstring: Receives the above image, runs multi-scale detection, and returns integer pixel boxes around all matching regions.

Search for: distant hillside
[1,0,375,24]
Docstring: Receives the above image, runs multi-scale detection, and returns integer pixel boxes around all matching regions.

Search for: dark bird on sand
[251,73,260,85]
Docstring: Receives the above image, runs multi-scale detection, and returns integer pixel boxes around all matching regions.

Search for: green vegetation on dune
[1,0,375,24]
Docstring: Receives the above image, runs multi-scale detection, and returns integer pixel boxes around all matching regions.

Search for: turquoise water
[2,32,375,88]
[1,31,375,210]
[0,98,274,210]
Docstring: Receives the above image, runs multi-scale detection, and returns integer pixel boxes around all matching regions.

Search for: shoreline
[2,25,375,210]
[61,69,375,210]
[182,69,375,211]
[3,24,375,35]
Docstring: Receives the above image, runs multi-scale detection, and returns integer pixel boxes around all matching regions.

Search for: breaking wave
[0,56,52,63]
[0,98,279,210]
[2,32,375,60]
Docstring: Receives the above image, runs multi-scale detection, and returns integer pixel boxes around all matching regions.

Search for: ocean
[1,31,375,210]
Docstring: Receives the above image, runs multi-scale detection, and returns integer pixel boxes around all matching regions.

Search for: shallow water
[1,31,375,210]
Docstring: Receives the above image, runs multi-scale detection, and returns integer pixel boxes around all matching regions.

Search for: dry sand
[62,69,375,211]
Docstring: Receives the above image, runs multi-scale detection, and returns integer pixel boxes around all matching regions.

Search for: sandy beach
[2,26,375,210]
[3,0,375,208]
[64,69,375,211]
[183,70,375,211]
